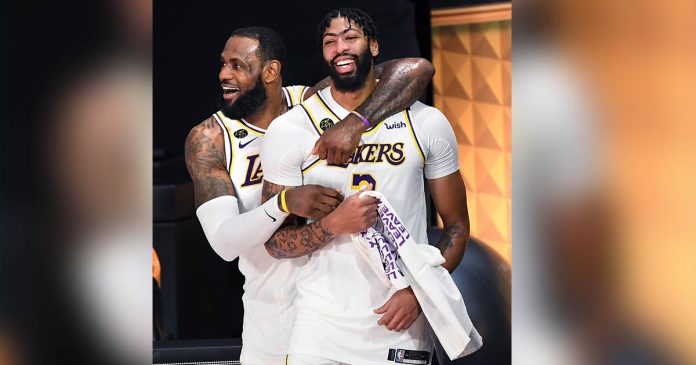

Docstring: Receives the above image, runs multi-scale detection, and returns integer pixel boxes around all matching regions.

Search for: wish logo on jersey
[385,120,406,130]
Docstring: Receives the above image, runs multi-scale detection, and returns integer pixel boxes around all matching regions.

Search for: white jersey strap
[212,111,232,172]
[283,85,309,108]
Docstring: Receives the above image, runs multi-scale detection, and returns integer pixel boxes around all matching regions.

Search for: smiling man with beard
[220,66,268,120]
[185,25,435,365]
[260,9,472,364]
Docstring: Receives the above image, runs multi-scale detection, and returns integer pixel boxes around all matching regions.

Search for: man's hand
[322,186,377,234]
[311,113,365,165]
[284,185,344,220]
[374,287,422,332]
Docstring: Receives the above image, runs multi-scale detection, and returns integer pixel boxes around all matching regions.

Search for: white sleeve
[195,195,289,262]
[261,113,313,186]
[413,105,460,179]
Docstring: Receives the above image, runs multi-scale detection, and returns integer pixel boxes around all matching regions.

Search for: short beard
[220,75,267,119]
[326,47,373,92]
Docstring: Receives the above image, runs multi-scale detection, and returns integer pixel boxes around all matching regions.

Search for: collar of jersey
[318,86,384,135]
[236,118,265,136]
[216,111,266,136]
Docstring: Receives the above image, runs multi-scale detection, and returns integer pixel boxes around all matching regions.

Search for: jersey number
[351,173,377,191]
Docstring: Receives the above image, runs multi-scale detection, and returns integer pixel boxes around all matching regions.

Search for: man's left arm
[311,58,435,164]
[373,172,470,332]
[428,172,471,273]
[374,106,467,331]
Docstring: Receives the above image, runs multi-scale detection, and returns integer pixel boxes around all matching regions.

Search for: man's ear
[370,39,379,58]
[263,60,282,84]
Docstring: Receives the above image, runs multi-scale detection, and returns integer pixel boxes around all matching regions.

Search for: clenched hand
[374,287,422,332]
[311,113,365,165]
[284,185,343,219]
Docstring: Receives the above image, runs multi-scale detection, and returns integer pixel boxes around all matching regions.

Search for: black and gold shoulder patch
[233,129,248,138]
[319,118,334,131]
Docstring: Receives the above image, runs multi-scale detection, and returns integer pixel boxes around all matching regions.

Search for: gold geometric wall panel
[432,20,512,264]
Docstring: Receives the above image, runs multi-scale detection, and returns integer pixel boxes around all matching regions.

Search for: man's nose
[219,66,232,82]
[336,37,350,54]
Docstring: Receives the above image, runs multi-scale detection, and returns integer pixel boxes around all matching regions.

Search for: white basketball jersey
[261,87,460,365]
[211,85,308,365]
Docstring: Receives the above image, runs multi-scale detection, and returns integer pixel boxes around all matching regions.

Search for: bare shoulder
[185,116,234,207]
[185,116,226,170]
[187,116,224,144]
[186,117,225,154]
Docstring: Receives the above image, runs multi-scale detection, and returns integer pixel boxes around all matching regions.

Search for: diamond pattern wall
[433,21,512,264]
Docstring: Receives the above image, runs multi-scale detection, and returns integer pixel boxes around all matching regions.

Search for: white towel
[354,190,483,361]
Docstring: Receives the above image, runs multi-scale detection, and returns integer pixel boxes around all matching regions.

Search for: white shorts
[240,311,294,365]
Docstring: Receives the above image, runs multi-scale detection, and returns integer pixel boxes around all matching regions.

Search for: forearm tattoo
[437,223,467,254]
[265,219,335,259]
[261,180,284,204]
[357,60,433,126]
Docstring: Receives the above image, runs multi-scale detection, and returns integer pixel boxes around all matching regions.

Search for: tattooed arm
[310,58,435,165]
[185,119,343,262]
[357,57,435,123]
[261,180,378,259]
[185,117,235,208]
[428,171,471,273]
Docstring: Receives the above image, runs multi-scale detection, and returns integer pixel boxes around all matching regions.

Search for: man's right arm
[185,118,286,262]
[261,180,378,259]
[185,117,234,209]
[185,118,342,262]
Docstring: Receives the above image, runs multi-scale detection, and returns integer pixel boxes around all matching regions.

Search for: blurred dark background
[155,0,433,161]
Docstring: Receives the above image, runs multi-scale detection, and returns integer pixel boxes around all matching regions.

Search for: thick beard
[220,75,267,119]
[327,47,373,92]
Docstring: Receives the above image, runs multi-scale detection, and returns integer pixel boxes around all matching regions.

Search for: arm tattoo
[265,219,335,259]
[185,118,234,208]
[436,222,470,272]
[437,224,466,253]
[357,58,434,126]
[261,180,285,203]
[260,178,336,259]
[261,180,306,227]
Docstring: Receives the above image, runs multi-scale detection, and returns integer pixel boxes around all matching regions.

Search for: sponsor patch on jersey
[387,348,430,364]
[319,118,334,131]
[233,129,248,138]
[385,120,407,130]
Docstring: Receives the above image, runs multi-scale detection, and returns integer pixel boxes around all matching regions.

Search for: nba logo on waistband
[395,349,405,362]
[388,348,430,364]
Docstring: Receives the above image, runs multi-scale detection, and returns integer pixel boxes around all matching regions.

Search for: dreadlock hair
[316,8,379,56]
[230,26,288,67]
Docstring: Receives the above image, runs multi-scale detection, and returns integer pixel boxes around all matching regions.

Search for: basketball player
[185,26,435,364]
[260,9,471,364]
